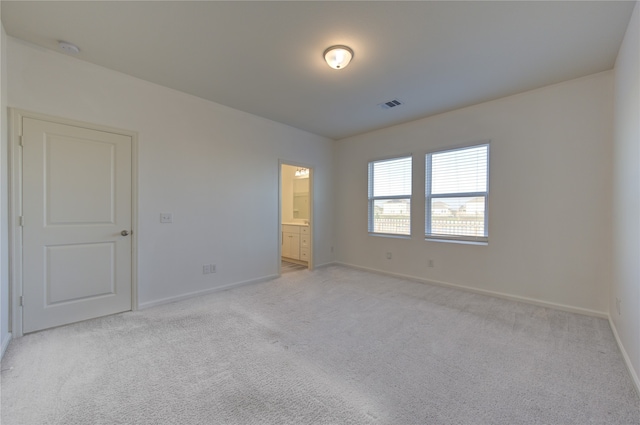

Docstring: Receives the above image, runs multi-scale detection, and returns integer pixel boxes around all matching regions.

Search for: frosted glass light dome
[323,45,354,70]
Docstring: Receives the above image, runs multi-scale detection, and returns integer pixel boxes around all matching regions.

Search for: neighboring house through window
[425,144,489,243]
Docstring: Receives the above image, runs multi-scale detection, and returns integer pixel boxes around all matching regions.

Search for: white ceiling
[1,1,635,140]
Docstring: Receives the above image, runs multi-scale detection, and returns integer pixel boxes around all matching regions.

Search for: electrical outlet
[428,259,434,268]
[203,264,216,274]
[160,212,173,223]
[386,252,392,260]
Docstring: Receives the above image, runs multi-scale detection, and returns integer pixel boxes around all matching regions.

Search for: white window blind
[426,144,489,242]
[368,156,412,236]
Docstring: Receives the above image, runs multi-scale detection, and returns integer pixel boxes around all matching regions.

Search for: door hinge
[19,296,23,307]
[18,216,24,227]
[18,135,23,147]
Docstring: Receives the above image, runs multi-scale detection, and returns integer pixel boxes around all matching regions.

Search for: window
[368,156,412,236]
[425,144,489,242]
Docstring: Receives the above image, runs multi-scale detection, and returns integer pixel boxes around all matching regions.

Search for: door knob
[121,230,130,236]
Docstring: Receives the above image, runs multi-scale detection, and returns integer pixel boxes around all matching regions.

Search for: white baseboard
[609,317,640,397]
[138,274,279,310]
[1,332,12,359]
[312,261,336,270]
[335,262,608,319]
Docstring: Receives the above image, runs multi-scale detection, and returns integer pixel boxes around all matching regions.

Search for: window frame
[367,155,413,237]
[425,143,490,244]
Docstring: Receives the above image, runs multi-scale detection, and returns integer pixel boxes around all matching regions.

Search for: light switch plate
[160,212,173,223]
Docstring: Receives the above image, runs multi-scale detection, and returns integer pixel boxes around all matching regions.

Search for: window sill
[369,233,411,240]
[425,237,488,246]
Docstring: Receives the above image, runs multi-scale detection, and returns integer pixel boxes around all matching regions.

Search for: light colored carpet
[1,265,639,424]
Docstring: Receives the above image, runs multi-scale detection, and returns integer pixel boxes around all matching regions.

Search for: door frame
[278,160,314,274]
[9,109,139,337]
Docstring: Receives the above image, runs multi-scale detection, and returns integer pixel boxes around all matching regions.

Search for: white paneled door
[21,117,133,333]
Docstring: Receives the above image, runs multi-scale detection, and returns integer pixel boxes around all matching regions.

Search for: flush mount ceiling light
[294,168,309,178]
[323,45,354,70]
[58,41,80,54]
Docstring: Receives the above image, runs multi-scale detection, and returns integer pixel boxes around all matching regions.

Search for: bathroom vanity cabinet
[282,224,309,262]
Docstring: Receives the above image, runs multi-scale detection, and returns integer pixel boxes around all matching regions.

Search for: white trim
[278,161,282,275]
[335,262,608,318]
[138,274,279,310]
[278,160,314,273]
[609,316,640,397]
[425,143,489,243]
[130,133,139,311]
[313,261,337,269]
[9,109,25,337]
[9,110,22,338]
[9,109,139,336]
[1,333,12,359]
[369,233,411,240]
[368,155,413,236]
[425,237,488,246]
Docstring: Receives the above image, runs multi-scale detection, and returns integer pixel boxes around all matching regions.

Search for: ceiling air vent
[378,99,403,110]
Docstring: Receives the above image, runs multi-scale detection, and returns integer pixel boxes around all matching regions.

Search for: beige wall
[334,72,613,316]
[612,1,640,391]
[7,37,335,309]
[3,10,638,391]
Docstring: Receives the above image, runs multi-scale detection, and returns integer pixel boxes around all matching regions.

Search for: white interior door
[21,117,133,333]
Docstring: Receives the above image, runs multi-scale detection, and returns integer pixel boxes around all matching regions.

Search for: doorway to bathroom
[279,162,313,273]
